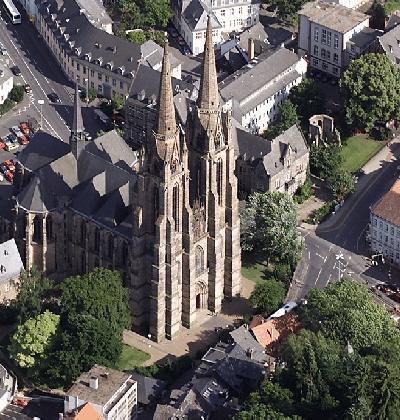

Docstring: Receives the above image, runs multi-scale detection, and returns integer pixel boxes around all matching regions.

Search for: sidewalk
[316,138,400,232]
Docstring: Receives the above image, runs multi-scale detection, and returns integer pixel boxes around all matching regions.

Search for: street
[288,140,400,303]
[0,4,104,141]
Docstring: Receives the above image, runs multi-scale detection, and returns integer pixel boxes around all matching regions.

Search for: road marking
[327,273,332,285]
[315,267,322,285]
[308,251,310,260]
[316,253,325,261]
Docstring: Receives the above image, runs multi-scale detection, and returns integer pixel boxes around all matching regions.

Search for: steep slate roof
[129,372,167,405]
[182,0,221,31]
[0,239,23,284]
[379,24,400,66]
[349,27,380,49]
[371,179,400,226]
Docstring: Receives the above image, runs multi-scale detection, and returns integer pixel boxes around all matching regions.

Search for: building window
[333,53,339,63]
[314,27,319,42]
[221,9,226,17]
[313,45,318,55]
[333,67,338,75]
[327,50,331,60]
[334,34,339,49]
[98,73,102,81]
[216,159,223,205]
[46,216,53,240]
[327,31,332,46]
[231,8,234,15]
[321,48,326,58]
[247,5,251,13]
[105,75,109,83]
[195,246,204,275]
[196,32,202,39]
[120,81,124,89]
[173,184,180,231]
[94,227,100,252]
[32,216,42,244]
[313,58,319,67]
[238,6,242,14]
[322,62,328,70]
[112,79,116,86]
[322,29,327,44]
[90,70,95,77]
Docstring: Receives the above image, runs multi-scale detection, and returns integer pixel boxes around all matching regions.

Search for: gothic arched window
[173,184,179,231]
[80,221,86,245]
[80,251,86,273]
[46,215,53,240]
[153,185,159,223]
[216,159,223,205]
[108,235,114,259]
[94,227,100,253]
[195,246,204,276]
[32,216,42,244]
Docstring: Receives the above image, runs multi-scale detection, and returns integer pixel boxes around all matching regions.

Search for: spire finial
[198,15,219,110]
[156,44,176,138]
[70,82,85,159]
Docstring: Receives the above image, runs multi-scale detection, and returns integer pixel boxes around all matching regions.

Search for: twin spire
[155,15,219,139]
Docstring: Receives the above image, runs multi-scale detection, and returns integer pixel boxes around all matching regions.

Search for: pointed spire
[156,44,176,138]
[72,82,84,135]
[198,16,219,110]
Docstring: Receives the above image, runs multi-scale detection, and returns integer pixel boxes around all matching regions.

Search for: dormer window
[75,47,82,56]
[96,57,103,66]
[69,40,75,49]
[127,71,134,78]
[64,33,69,41]
[51,13,56,21]
[106,61,113,70]
[117,66,125,75]
[84,53,91,61]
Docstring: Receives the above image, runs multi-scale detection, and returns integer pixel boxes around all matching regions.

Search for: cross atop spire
[156,44,176,138]
[198,15,219,111]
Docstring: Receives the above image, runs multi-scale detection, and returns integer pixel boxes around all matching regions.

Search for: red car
[0,140,5,150]
[4,170,13,182]
[18,135,29,145]
[4,160,15,171]
[19,122,30,135]
[13,397,28,407]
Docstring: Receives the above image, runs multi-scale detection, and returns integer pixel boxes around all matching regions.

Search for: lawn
[340,134,386,173]
[114,344,150,371]
[241,252,273,283]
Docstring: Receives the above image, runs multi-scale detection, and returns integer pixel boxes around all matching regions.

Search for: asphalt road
[0,5,104,140]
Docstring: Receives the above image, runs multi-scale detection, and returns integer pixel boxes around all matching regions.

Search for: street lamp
[37,99,44,129]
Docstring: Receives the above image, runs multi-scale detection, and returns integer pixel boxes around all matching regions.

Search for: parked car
[0,140,5,150]
[47,92,61,103]
[13,398,28,407]
[0,46,7,55]
[4,160,15,171]
[0,173,4,182]
[4,143,16,152]
[8,134,18,144]
[10,66,21,76]
[24,84,32,93]
[19,122,30,135]
[18,135,29,145]
[181,45,191,55]
[11,126,22,136]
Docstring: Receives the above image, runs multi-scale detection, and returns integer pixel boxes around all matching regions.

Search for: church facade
[0,18,241,342]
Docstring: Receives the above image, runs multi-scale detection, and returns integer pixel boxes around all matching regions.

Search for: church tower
[70,82,85,159]
[147,45,188,341]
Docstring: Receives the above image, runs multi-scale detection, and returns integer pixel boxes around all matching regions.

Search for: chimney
[89,376,99,390]
[246,348,254,359]
[113,45,117,54]
[248,38,255,61]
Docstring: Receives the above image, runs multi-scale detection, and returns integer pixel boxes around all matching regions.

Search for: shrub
[306,202,335,225]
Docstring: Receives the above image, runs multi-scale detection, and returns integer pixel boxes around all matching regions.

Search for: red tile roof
[371,179,400,226]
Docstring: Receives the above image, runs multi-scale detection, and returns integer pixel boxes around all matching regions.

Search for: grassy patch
[340,134,386,173]
[114,344,150,371]
[241,253,274,283]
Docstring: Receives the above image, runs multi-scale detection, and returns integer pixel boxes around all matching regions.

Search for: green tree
[289,78,324,126]
[249,279,286,315]
[299,279,399,349]
[368,0,385,29]
[119,0,171,31]
[60,268,131,336]
[13,268,54,323]
[240,192,303,265]
[309,144,343,179]
[326,169,355,201]
[273,0,308,21]
[265,100,298,140]
[111,93,126,113]
[9,85,24,103]
[341,53,400,132]
[9,310,59,369]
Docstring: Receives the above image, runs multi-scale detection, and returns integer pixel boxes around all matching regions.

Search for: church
[0,18,241,342]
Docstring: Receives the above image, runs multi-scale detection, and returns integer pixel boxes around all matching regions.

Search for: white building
[0,64,13,105]
[65,365,137,419]
[369,179,400,267]
[219,47,307,134]
[172,0,260,56]
[330,0,368,9]
[298,1,370,77]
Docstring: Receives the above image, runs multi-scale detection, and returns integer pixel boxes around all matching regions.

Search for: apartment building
[219,47,307,134]
[65,365,137,419]
[369,179,400,267]
[298,1,370,77]
[172,0,260,55]
[0,64,13,105]
[34,0,171,99]
[0,239,23,304]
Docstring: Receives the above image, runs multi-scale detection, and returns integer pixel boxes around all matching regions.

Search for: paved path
[123,276,255,366]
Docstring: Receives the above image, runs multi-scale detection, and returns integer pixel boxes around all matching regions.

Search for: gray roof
[129,372,166,405]
[229,325,267,364]
[219,47,301,114]
[0,239,23,284]
[349,27,380,49]
[182,0,221,31]
[299,1,369,33]
[379,24,400,66]
[141,40,181,71]
[75,0,112,28]
[38,0,142,79]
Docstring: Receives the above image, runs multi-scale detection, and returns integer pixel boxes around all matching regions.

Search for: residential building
[378,23,400,68]
[64,365,137,419]
[369,179,400,266]
[0,64,13,105]
[329,0,368,8]
[154,325,273,419]
[0,239,23,304]
[298,1,370,77]
[234,124,309,196]
[0,19,241,341]
[219,47,307,134]
[124,64,197,149]
[34,0,176,99]
[65,403,102,420]
[172,0,260,55]
[18,0,113,32]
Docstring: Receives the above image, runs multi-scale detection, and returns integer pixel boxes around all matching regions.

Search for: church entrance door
[195,281,207,310]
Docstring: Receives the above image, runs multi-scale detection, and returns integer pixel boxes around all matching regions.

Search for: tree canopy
[264,100,298,140]
[273,0,308,21]
[9,310,59,369]
[240,192,303,266]
[249,279,286,315]
[341,53,400,132]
